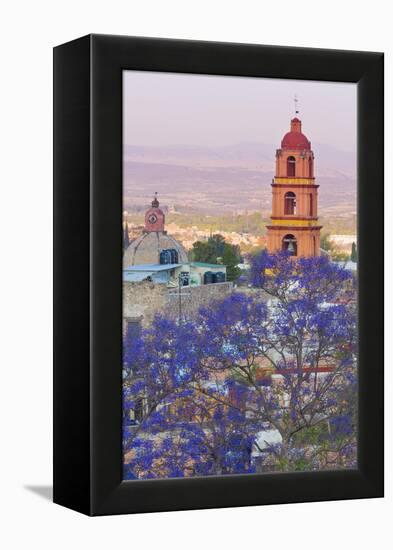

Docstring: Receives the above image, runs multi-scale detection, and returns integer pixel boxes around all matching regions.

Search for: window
[126,319,141,341]
[309,194,313,216]
[287,156,296,177]
[308,157,313,177]
[282,234,297,256]
[284,192,296,215]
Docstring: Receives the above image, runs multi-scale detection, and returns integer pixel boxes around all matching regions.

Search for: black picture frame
[53,34,384,516]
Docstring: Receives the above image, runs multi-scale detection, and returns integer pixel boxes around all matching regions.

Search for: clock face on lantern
[148,213,158,224]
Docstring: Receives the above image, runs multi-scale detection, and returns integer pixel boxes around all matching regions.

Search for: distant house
[252,429,283,458]
[330,234,357,246]
[334,260,357,272]
[188,262,227,286]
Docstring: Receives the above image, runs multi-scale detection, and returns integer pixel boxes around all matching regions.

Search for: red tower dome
[281,117,311,150]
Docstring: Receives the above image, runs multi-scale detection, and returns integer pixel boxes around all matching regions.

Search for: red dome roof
[281,131,311,150]
[281,118,311,150]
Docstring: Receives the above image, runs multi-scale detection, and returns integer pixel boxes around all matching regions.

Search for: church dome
[281,132,311,150]
[123,231,188,267]
[123,194,188,267]
[281,117,311,150]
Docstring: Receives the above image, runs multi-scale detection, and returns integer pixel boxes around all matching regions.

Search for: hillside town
[122,116,357,479]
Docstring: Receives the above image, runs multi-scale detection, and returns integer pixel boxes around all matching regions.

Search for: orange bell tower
[266,116,322,257]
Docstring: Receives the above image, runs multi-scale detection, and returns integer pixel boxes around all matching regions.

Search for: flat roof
[123,263,182,272]
[190,262,226,269]
[123,272,154,282]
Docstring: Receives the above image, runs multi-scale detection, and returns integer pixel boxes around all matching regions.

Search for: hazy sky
[123,71,356,152]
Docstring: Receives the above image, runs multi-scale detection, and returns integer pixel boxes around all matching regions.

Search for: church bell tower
[266,115,322,257]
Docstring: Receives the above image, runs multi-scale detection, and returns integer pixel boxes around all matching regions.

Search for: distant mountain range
[123,143,356,216]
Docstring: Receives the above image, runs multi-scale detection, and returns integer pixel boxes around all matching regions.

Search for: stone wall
[166,282,233,319]
[123,280,167,329]
[123,280,233,329]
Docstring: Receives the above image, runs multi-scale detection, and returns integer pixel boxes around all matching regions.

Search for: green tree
[320,233,332,252]
[192,236,241,281]
[208,234,226,257]
[331,250,350,262]
[321,234,352,262]
[222,243,241,282]
[191,240,217,263]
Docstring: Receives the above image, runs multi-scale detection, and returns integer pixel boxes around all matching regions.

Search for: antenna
[294,94,299,115]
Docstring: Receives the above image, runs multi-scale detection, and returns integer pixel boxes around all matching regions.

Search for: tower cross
[294,94,299,115]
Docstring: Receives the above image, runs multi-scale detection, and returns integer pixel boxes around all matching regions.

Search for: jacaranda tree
[123,251,357,479]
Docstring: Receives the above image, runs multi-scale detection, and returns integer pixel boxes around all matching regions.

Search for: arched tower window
[287,156,296,177]
[309,193,313,216]
[282,234,297,256]
[284,192,296,215]
[308,156,313,178]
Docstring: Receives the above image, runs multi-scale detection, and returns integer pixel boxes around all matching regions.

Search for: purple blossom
[123,253,358,479]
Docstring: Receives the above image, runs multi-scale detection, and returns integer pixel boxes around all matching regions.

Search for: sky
[123,71,357,152]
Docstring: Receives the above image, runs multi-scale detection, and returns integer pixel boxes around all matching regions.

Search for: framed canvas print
[53,34,384,516]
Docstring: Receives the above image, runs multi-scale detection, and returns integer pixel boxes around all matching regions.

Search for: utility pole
[178,273,182,320]
[167,273,191,322]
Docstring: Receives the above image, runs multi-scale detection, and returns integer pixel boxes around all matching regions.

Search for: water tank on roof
[214,271,226,283]
[169,248,179,264]
[160,250,171,265]
[204,271,214,285]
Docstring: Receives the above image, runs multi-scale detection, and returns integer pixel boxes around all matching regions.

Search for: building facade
[266,117,322,257]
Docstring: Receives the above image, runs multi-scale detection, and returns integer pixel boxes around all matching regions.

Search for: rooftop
[124,263,182,272]
[190,262,225,269]
[334,260,357,271]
